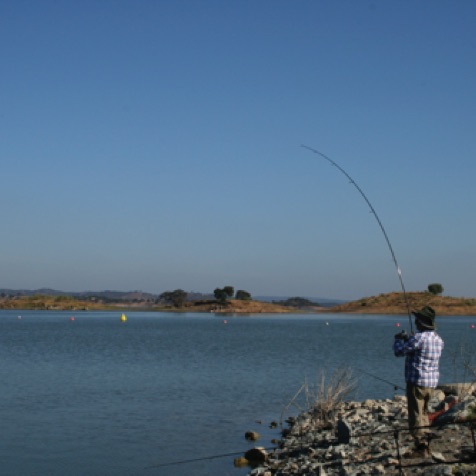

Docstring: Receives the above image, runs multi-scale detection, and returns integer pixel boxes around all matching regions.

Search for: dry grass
[281,367,358,426]
[311,367,358,423]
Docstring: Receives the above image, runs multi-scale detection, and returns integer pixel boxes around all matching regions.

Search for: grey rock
[431,451,446,462]
[337,419,352,444]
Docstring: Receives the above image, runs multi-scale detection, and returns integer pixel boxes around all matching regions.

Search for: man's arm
[393,331,418,357]
[393,333,407,356]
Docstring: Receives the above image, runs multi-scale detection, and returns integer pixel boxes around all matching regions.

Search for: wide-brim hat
[412,305,436,330]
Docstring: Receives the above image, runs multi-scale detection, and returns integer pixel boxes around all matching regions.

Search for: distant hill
[0,288,157,302]
[330,291,476,316]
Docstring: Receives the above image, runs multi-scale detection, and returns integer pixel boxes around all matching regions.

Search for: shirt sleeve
[393,339,405,357]
[393,334,420,357]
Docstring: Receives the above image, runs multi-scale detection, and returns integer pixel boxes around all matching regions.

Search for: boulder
[234,456,249,467]
[336,418,352,444]
[244,447,268,463]
[245,431,260,441]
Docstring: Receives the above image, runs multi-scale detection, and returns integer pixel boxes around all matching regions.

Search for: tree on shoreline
[273,297,320,308]
[213,286,235,303]
[158,289,187,308]
[236,290,252,300]
[428,283,444,295]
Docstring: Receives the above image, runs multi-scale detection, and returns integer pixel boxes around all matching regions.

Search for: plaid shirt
[393,330,444,388]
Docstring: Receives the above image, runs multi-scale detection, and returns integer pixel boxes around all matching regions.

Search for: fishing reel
[394,330,409,341]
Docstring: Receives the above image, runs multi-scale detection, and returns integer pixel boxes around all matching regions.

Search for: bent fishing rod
[301,145,413,333]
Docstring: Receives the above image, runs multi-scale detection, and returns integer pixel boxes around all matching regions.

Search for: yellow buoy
[120,313,127,322]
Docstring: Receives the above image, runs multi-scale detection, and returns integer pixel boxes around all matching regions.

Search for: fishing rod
[301,145,413,333]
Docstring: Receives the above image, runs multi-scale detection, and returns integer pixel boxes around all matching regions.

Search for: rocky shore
[244,384,476,475]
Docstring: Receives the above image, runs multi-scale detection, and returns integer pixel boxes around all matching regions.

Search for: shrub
[428,283,444,295]
[280,367,358,426]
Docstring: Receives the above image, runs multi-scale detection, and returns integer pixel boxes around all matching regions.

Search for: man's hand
[394,330,408,341]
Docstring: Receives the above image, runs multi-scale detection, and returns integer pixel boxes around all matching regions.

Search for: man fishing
[393,306,444,458]
[302,146,444,456]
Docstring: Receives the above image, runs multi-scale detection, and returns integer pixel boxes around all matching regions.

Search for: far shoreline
[1,291,476,316]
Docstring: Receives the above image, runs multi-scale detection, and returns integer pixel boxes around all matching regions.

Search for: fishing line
[354,367,405,391]
[301,145,413,333]
[144,446,276,469]
[143,369,404,470]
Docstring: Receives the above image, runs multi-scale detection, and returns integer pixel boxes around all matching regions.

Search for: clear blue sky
[1,0,475,300]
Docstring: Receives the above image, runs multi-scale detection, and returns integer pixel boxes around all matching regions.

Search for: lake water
[0,310,474,476]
